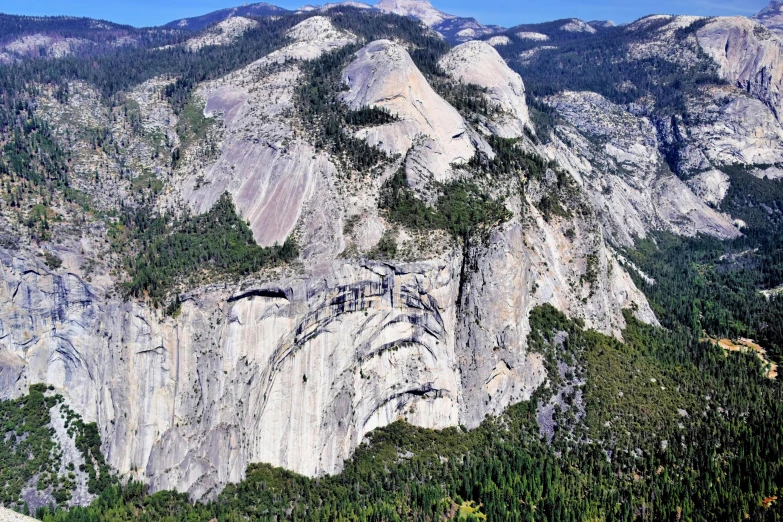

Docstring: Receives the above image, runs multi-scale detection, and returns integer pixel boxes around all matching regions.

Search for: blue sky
[0,0,771,28]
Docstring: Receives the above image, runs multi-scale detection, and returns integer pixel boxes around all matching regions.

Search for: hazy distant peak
[752,1,783,33]
[374,0,452,27]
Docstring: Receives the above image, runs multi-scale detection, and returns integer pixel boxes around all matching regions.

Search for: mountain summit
[163,2,290,30]
[374,0,502,40]
[752,0,783,32]
[374,0,455,26]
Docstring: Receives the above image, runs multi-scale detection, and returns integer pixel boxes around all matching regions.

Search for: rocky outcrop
[0,248,468,497]
[171,16,355,251]
[697,17,783,119]
[457,209,656,425]
[544,91,741,245]
[0,507,38,522]
[560,19,596,34]
[753,165,783,179]
[487,35,510,46]
[340,39,478,185]
[183,16,259,51]
[3,35,88,59]
[516,32,549,41]
[752,1,783,33]
[374,0,501,42]
[439,40,531,138]
[618,15,783,174]
[0,184,658,498]
[679,87,783,169]
[687,169,730,206]
[375,0,450,27]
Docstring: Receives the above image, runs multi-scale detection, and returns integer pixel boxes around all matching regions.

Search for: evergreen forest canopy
[0,4,782,522]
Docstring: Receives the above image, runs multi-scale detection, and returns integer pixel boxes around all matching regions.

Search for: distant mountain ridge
[163,0,504,42]
[0,13,167,63]
[162,3,292,30]
[752,0,783,32]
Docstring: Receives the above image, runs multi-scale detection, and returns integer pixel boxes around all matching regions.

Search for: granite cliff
[1,7,777,504]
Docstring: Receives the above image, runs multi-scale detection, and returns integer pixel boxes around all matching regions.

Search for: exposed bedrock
[439,40,531,138]
[340,39,482,186]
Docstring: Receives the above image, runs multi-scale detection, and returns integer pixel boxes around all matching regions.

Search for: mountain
[162,2,291,30]
[373,0,502,41]
[752,0,783,32]
[163,0,503,43]
[0,13,166,62]
[0,3,782,521]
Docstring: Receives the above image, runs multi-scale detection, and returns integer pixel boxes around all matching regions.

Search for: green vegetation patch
[124,193,298,304]
[623,231,783,361]
[379,168,512,239]
[0,385,114,512]
[0,384,60,508]
[295,43,396,174]
[173,97,216,164]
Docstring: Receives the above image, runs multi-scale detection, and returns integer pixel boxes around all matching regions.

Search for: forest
[120,193,298,305]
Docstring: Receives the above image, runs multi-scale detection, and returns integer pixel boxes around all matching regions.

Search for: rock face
[516,32,549,41]
[163,3,292,31]
[173,16,354,249]
[375,0,450,27]
[183,16,259,51]
[680,86,783,169]
[614,15,783,175]
[544,91,741,245]
[752,1,783,33]
[374,0,501,42]
[0,246,548,499]
[3,35,88,60]
[487,35,510,46]
[1,14,763,507]
[439,41,531,138]
[0,191,658,501]
[687,169,731,206]
[0,507,38,522]
[560,19,597,34]
[456,210,657,425]
[340,40,478,185]
[697,17,783,119]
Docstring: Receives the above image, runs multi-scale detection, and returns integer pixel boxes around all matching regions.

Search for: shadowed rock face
[439,40,531,138]
[340,39,478,185]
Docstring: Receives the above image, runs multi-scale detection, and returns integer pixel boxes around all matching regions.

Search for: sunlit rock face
[340,39,478,186]
[439,40,531,138]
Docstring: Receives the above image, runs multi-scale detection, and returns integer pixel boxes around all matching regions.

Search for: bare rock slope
[340,39,478,185]
[439,40,531,138]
